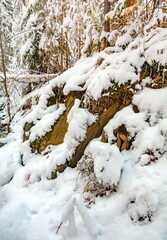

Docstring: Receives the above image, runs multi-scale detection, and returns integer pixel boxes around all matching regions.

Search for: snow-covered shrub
[139,149,159,166]
[78,152,108,200]
[92,142,124,187]
[127,188,158,225]
[78,141,123,200]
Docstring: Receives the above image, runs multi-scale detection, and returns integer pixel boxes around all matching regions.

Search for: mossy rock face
[101,131,108,143]
[30,91,83,153]
[68,83,135,168]
[51,163,67,179]
[51,171,57,179]
[23,122,34,141]
[46,87,65,107]
[68,99,123,168]
[30,112,68,153]
[65,91,83,108]
[22,59,166,179]
[24,122,34,132]
[47,96,57,107]
[80,82,133,116]
[26,80,137,177]
[31,83,134,170]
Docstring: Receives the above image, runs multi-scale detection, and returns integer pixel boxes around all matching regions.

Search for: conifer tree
[14,0,105,72]
[17,0,48,73]
[0,0,14,130]
[0,0,14,70]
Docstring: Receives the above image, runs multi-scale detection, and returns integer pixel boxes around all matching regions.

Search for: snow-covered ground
[1,90,167,239]
[0,120,167,240]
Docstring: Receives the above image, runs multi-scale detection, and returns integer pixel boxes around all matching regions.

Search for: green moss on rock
[24,122,34,132]
[23,122,34,141]
[47,96,57,107]
[51,163,67,179]
[68,100,123,168]
[30,91,83,153]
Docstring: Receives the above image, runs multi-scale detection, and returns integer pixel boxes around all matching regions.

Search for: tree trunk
[78,21,82,59]
[64,9,69,70]
[60,6,64,73]
[104,0,110,48]
[0,18,11,132]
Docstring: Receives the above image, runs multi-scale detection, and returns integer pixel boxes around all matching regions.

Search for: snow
[86,141,123,187]
[104,105,147,142]
[144,28,167,66]
[2,136,167,240]
[29,104,66,141]
[133,87,167,119]
[127,187,158,224]
[20,38,34,61]
[64,99,96,155]
[0,96,167,240]
[48,46,143,99]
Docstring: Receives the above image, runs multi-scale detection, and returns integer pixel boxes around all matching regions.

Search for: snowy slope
[0,27,167,240]
[0,88,167,240]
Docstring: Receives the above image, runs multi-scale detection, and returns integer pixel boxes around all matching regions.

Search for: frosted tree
[0,0,14,70]
[82,0,104,56]
[13,0,105,72]
[12,0,26,71]
[15,0,70,73]
[0,0,14,131]
[103,0,111,48]
[41,0,69,73]
[15,0,48,73]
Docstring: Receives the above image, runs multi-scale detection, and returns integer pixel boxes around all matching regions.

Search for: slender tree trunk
[60,6,64,73]
[145,0,148,20]
[0,18,11,132]
[104,0,110,48]
[78,21,82,59]
[65,31,69,70]
[64,9,69,70]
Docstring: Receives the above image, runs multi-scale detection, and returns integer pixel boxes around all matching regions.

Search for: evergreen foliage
[0,0,14,70]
